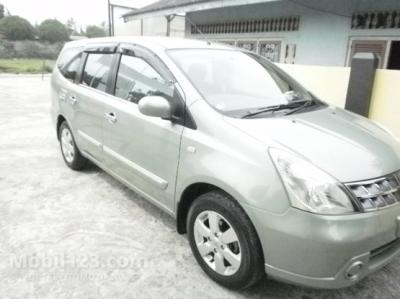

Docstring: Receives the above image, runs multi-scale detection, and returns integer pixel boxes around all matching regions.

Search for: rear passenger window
[114,55,174,103]
[82,53,115,93]
[57,48,82,82]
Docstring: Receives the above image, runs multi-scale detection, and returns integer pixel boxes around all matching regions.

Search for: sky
[1,0,156,28]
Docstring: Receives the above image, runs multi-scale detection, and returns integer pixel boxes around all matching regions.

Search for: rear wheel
[187,191,265,289]
[59,121,87,170]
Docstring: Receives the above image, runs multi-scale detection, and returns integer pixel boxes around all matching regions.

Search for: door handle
[68,95,78,105]
[104,112,117,124]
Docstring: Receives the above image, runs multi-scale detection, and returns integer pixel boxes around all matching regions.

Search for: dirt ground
[0,75,399,298]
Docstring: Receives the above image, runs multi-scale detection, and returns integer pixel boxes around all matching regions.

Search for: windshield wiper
[241,101,309,119]
[284,100,315,115]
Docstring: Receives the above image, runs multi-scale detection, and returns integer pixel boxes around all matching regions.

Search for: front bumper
[246,203,400,289]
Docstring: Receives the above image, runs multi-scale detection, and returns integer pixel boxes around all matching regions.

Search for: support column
[345,52,379,117]
[165,15,176,37]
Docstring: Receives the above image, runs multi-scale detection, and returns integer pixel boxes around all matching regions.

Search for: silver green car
[51,37,400,290]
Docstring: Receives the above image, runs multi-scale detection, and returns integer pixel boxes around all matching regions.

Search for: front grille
[345,171,400,212]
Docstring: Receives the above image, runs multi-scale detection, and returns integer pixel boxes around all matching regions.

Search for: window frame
[111,43,175,97]
[77,43,119,94]
[345,36,400,69]
[110,43,196,129]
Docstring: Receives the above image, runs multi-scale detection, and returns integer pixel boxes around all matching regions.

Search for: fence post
[345,52,378,117]
[41,59,46,81]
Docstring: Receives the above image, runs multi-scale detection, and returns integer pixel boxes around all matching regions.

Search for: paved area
[0,75,399,298]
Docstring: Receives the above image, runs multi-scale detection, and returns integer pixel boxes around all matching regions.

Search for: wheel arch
[176,181,252,235]
[176,182,220,234]
[56,114,67,140]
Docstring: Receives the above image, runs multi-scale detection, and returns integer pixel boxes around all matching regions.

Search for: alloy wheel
[194,210,242,276]
[61,128,75,163]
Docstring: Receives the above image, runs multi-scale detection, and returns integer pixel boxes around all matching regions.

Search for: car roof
[64,36,234,51]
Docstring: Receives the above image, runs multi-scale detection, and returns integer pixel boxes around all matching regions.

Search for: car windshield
[168,49,314,116]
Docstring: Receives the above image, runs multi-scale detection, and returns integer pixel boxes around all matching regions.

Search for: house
[111,1,185,37]
[120,0,400,68]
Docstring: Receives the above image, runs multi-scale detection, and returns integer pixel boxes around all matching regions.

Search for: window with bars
[190,16,300,35]
[259,41,282,62]
[236,41,257,52]
[351,11,400,29]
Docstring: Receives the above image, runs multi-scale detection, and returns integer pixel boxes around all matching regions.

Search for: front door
[102,45,184,212]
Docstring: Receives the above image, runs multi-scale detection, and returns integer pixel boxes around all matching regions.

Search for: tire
[187,190,265,290]
[58,121,87,170]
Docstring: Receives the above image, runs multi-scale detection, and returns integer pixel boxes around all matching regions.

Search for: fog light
[345,261,364,280]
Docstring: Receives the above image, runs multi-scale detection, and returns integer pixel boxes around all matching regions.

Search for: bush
[0,40,64,59]
[0,4,4,19]
[85,25,106,38]
[0,39,16,58]
[38,19,70,43]
[0,16,35,40]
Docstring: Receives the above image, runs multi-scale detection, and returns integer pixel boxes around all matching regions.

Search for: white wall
[186,0,400,66]
[114,20,142,36]
[114,13,185,37]
[113,6,141,36]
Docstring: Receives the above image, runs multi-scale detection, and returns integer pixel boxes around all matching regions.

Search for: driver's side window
[114,54,174,104]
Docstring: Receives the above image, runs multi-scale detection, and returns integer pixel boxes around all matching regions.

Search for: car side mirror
[138,96,172,119]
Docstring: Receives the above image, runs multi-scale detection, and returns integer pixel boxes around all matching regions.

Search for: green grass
[0,59,55,74]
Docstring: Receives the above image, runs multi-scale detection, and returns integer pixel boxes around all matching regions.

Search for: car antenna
[185,15,212,45]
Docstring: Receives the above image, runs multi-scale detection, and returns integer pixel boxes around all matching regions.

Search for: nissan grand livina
[51,37,400,290]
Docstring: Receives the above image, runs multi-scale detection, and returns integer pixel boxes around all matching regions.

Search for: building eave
[123,0,281,21]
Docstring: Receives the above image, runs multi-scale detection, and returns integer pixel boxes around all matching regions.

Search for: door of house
[387,41,400,70]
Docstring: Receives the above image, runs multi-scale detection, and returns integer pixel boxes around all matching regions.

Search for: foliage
[85,25,107,38]
[0,4,4,19]
[38,19,69,43]
[0,40,64,59]
[0,39,14,58]
[0,16,35,40]
[0,58,55,73]
[66,18,80,36]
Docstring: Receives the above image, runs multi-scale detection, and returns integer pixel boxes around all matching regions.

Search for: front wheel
[187,191,265,289]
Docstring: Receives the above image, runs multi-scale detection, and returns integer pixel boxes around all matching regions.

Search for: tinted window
[115,55,174,103]
[82,53,115,93]
[57,48,82,82]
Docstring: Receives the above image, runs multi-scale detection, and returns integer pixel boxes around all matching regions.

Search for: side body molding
[103,146,169,190]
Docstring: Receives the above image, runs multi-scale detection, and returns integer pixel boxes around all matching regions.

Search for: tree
[0,4,4,19]
[66,18,78,35]
[0,16,35,40]
[85,25,106,38]
[38,19,69,42]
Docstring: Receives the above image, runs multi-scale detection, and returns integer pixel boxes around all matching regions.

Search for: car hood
[224,107,400,182]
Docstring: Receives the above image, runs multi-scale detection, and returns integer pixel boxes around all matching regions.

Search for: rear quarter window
[57,47,83,82]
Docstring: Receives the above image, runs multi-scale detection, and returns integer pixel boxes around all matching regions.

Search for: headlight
[269,148,354,214]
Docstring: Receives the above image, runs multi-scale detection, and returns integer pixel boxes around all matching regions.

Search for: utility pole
[111,5,115,36]
[107,0,112,36]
